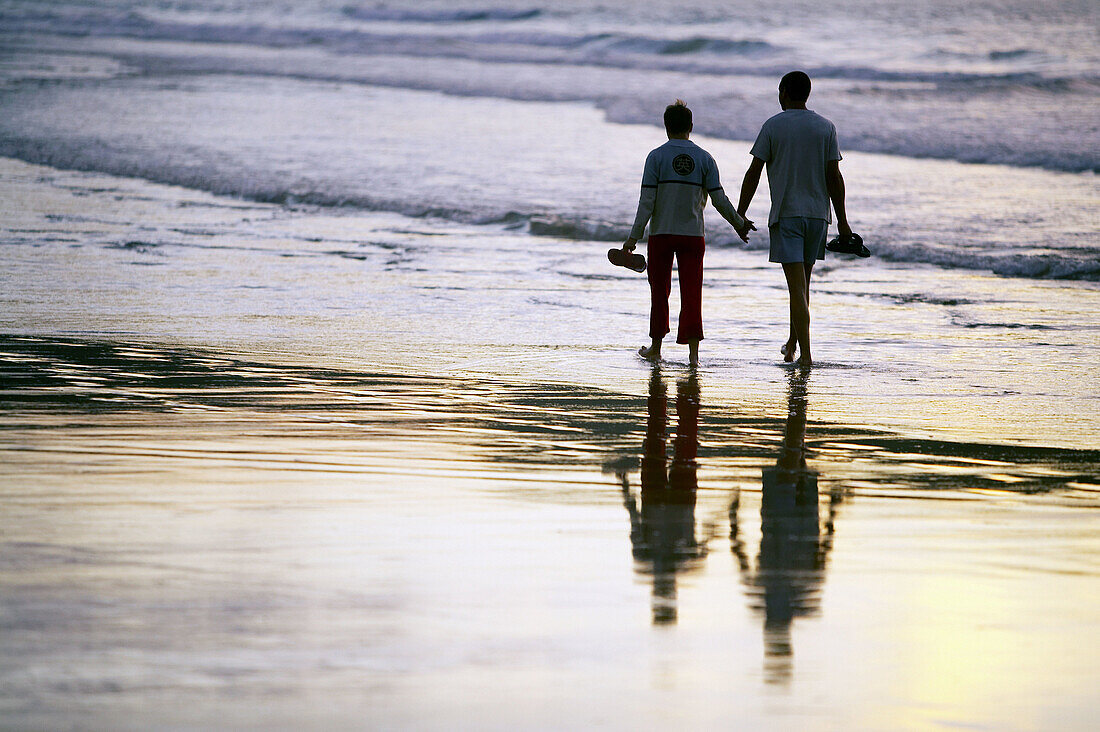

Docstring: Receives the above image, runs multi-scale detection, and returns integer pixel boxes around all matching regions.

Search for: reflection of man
[730,371,841,683]
[621,368,706,624]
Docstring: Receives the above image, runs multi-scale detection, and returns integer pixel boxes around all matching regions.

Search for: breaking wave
[341,6,543,23]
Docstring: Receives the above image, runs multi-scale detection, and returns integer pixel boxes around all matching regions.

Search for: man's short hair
[664,99,692,135]
[779,71,811,103]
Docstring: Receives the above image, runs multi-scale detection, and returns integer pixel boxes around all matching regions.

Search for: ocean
[1,0,1098,278]
[1,1,1098,728]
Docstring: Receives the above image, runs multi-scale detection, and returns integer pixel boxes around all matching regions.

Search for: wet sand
[2,336,1098,729]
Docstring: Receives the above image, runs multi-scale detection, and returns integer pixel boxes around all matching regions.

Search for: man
[737,71,852,367]
[622,100,754,366]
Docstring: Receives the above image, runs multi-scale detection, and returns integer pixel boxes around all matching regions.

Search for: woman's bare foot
[780,338,797,362]
[688,339,700,367]
[638,339,662,361]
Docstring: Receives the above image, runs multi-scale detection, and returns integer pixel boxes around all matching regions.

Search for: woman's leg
[643,236,675,358]
[674,236,705,346]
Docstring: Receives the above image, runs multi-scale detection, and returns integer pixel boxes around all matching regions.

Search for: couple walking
[621,71,853,368]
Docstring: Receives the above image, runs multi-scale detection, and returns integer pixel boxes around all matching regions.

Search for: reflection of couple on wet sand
[621,368,843,680]
[618,71,852,368]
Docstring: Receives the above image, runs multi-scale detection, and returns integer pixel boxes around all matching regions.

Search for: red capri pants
[647,234,705,344]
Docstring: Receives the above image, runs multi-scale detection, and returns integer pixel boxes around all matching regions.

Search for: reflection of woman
[622,368,705,625]
[731,371,840,683]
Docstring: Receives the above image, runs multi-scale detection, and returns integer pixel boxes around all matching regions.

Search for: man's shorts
[768,217,829,264]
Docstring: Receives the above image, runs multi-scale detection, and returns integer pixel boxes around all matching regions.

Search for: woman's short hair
[664,100,692,135]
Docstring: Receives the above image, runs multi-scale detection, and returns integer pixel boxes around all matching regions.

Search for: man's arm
[738,157,765,218]
[825,160,852,237]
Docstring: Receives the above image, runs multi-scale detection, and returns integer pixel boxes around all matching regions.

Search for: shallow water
[3,157,1098,449]
[1,70,1097,279]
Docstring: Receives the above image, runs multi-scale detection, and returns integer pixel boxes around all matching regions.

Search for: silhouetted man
[620,99,754,366]
[737,72,852,367]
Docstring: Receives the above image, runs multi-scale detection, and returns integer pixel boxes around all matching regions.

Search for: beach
[1,0,1099,728]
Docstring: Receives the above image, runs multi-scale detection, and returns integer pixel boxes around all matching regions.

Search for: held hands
[734,218,756,243]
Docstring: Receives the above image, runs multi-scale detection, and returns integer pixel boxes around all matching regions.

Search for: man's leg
[782,262,812,366]
[780,219,826,363]
[781,263,813,362]
[673,236,705,366]
[642,236,674,360]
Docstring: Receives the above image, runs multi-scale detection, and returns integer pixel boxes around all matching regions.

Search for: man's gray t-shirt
[749,110,841,226]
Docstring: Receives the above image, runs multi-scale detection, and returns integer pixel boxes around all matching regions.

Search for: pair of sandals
[825,232,871,257]
[609,232,869,274]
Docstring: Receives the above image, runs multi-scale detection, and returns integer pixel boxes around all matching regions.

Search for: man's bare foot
[780,339,797,363]
[794,355,812,369]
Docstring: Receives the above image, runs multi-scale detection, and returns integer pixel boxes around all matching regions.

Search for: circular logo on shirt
[672,154,695,176]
